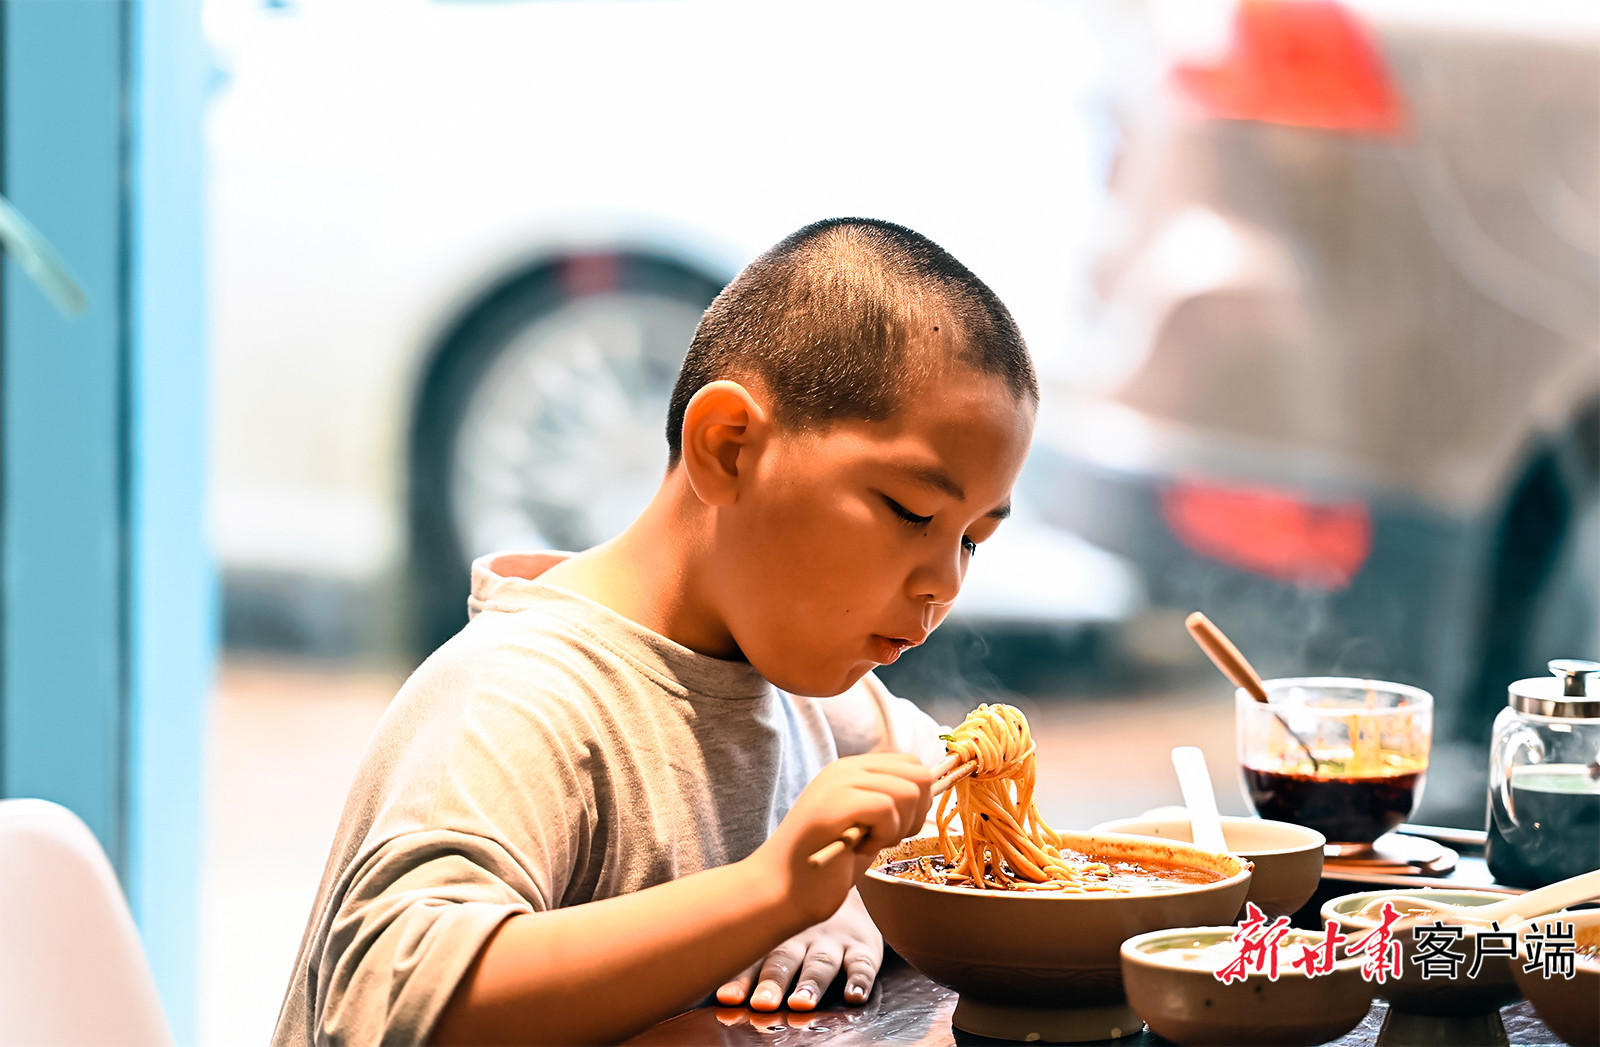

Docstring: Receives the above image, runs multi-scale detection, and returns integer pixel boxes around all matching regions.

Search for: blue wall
[1,2,212,1042]
[1,0,128,872]
[128,1,214,1040]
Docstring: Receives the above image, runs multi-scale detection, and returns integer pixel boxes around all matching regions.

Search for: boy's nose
[908,545,964,608]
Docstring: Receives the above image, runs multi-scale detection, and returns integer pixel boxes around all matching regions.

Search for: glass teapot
[1484,659,1600,888]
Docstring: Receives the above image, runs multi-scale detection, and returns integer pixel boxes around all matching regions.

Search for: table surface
[623,955,1570,1047]
[626,829,1576,1047]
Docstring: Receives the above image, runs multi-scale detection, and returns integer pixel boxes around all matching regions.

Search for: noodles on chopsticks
[935,703,1125,892]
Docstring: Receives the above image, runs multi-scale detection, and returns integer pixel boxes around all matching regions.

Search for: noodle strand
[935,703,1122,892]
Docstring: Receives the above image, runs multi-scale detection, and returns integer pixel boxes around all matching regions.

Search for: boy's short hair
[665,218,1038,466]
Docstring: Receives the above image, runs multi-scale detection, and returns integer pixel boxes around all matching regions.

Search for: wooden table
[623,953,1571,1046]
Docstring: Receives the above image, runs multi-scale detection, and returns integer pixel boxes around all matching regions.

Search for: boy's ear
[680,380,768,507]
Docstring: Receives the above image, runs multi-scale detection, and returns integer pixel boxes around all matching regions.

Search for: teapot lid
[1508,659,1600,717]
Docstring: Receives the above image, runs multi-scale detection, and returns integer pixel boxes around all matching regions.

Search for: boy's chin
[760,660,876,700]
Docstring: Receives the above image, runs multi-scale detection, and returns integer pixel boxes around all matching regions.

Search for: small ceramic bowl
[1321,888,1521,1015]
[859,831,1252,1043]
[1121,925,1373,1046]
[1512,908,1599,1047]
[1093,814,1325,918]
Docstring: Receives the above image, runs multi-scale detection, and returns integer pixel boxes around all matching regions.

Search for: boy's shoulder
[430,551,773,705]
[465,550,571,621]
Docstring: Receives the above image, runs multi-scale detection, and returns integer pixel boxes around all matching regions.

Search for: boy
[273,217,1038,1044]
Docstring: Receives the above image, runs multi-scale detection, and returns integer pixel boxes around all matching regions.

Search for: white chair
[0,798,173,1046]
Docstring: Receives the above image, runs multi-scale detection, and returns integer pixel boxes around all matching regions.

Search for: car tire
[407,253,725,657]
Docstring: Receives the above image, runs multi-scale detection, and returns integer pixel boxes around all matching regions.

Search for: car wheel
[408,254,724,656]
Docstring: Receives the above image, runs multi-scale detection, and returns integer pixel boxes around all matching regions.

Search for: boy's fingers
[891,772,930,838]
[859,754,934,800]
[783,757,934,868]
[856,772,929,844]
[847,790,905,851]
[785,943,842,1012]
[866,750,933,773]
[714,960,762,1006]
[748,942,806,1011]
[841,945,881,1004]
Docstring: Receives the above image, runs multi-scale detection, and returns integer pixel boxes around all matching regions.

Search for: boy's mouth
[870,634,923,664]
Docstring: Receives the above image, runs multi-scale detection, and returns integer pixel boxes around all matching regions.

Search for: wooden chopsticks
[806,752,975,866]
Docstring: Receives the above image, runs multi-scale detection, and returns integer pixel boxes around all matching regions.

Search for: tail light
[1161,478,1372,589]
[558,253,623,297]
[1172,0,1404,137]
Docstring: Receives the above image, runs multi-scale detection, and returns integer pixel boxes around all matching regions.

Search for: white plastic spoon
[1171,746,1229,853]
[1349,867,1600,925]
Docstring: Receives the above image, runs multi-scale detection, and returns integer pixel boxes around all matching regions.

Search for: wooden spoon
[1186,611,1321,773]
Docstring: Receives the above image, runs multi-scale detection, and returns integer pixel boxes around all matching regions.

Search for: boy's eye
[884,497,933,527]
[962,536,978,557]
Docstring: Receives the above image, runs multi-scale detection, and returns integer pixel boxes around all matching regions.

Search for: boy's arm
[429,751,931,1046]
[707,675,948,1016]
[431,859,795,1044]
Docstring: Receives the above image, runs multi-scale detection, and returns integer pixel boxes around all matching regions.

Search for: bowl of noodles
[1091,812,1324,919]
[857,705,1253,1043]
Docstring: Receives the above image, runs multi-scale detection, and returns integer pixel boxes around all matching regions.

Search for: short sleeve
[301,664,592,1045]
[313,830,539,1045]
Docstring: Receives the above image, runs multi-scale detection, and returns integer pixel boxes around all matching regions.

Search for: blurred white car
[205,0,1145,660]
[1031,0,1598,824]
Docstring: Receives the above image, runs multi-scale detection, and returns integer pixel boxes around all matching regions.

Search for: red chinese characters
[1216,903,1294,984]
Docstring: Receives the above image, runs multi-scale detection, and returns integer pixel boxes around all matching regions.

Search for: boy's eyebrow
[895,465,1012,519]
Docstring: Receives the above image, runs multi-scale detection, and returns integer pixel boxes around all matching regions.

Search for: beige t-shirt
[273,552,942,1045]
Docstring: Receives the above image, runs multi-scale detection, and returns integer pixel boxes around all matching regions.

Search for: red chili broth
[884,850,1225,892]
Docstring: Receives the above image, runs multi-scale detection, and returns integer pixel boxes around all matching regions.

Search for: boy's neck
[534,475,742,662]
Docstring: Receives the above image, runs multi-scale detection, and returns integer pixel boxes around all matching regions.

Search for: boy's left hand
[713,887,881,1012]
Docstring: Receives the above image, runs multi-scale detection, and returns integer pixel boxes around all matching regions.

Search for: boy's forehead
[808,367,1034,443]
[802,396,1029,496]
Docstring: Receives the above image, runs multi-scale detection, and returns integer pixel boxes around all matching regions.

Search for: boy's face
[709,365,1035,697]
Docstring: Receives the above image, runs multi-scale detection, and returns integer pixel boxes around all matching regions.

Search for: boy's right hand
[751,752,932,927]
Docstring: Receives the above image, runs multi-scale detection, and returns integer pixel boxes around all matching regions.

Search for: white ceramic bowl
[859,831,1253,1043]
[1121,925,1372,1046]
[1321,888,1521,1015]
[1093,814,1325,918]
[1512,908,1599,1047]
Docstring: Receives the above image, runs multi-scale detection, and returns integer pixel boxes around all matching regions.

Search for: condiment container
[1485,659,1600,889]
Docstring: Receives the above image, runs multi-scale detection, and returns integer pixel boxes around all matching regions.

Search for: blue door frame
[1,2,211,1042]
